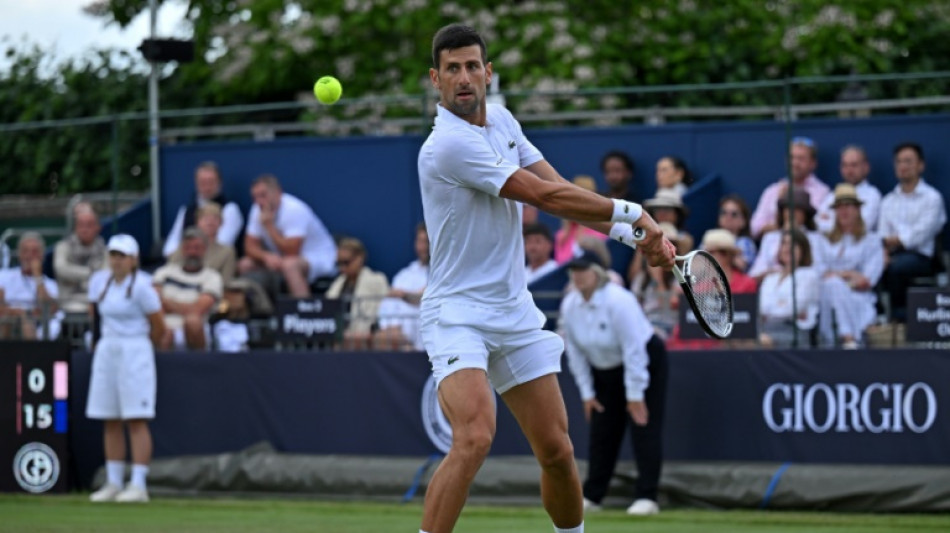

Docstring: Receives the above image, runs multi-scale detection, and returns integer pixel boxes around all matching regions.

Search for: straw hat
[701,229,739,253]
[830,183,863,208]
[644,189,690,217]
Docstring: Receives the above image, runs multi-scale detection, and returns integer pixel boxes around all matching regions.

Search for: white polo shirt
[559,283,653,402]
[0,268,58,310]
[419,103,543,307]
[878,179,947,257]
[246,193,337,281]
[88,269,161,339]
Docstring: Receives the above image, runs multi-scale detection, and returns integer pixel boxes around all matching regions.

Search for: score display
[0,342,71,493]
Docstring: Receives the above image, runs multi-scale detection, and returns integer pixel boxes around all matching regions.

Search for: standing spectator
[54,203,108,313]
[878,142,947,322]
[524,222,558,284]
[238,174,337,298]
[0,232,60,340]
[560,250,667,516]
[87,234,165,503]
[554,176,609,264]
[374,223,430,351]
[162,161,244,257]
[153,228,223,350]
[748,189,824,280]
[749,137,831,239]
[758,229,820,348]
[600,149,638,203]
[717,194,757,272]
[815,184,884,349]
[815,145,882,233]
[169,203,236,283]
[325,237,389,350]
[654,155,692,199]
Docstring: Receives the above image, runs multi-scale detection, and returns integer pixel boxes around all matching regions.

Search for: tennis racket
[634,228,734,339]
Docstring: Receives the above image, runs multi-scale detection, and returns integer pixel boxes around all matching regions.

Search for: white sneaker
[90,483,123,502]
[626,498,659,516]
[115,485,150,503]
[583,498,602,512]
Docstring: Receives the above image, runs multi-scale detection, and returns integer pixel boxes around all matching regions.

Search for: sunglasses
[791,136,815,147]
[719,209,742,218]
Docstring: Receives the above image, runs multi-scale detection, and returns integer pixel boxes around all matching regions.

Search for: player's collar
[436,103,491,130]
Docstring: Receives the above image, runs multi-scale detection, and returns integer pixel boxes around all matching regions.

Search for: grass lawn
[2,494,949,533]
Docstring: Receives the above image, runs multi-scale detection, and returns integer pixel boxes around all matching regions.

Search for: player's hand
[633,214,675,269]
[583,398,605,421]
[627,401,649,426]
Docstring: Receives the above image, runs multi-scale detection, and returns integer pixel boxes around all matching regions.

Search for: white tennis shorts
[420,295,564,394]
[86,336,157,420]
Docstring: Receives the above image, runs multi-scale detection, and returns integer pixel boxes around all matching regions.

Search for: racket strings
[685,253,733,336]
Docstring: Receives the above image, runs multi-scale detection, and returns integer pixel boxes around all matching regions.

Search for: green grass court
[2,495,949,533]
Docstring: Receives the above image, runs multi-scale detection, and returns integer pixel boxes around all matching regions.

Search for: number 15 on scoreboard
[16,362,68,435]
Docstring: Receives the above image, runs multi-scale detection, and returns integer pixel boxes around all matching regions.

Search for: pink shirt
[554,223,606,264]
[749,175,830,239]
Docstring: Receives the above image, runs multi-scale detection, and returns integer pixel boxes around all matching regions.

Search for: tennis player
[418,24,675,533]
[87,234,166,503]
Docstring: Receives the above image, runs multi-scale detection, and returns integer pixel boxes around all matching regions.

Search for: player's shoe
[115,485,150,503]
[90,483,123,502]
[626,499,660,516]
[582,498,602,512]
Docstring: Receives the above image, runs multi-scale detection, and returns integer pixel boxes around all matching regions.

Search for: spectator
[153,228,223,350]
[524,222,558,284]
[325,237,389,350]
[815,145,882,233]
[169,203,236,283]
[701,229,757,294]
[717,194,757,272]
[553,176,608,264]
[879,142,948,322]
[239,174,337,299]
[600,149,638,202]
[628,189,693,283]
[374,223,430,351]
[758,229,820,348]
[162,161,244,258]
[655,155,692,199]
[814,184,884,349]
[748,189,824,280]
[749,137,831,239]
[560,249,667,516]
[0,232,61,340]
[54,203,108,313]
[211,278,253,353]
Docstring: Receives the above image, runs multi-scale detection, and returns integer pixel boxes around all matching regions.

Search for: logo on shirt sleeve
[508,140,516,149]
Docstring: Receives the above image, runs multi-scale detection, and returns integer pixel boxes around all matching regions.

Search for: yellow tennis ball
[314,76,342,105]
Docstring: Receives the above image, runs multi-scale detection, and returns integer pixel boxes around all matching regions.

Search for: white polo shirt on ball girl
[85,267,162,420]
[418,103,564,393]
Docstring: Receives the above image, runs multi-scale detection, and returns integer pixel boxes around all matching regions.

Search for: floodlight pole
[148,0,162,247]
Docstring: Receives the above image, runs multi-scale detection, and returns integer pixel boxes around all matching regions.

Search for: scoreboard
[0,342,71,493]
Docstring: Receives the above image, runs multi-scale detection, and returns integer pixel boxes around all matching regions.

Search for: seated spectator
[631,223,691,341]
[169,203,237,283]
[759,229,820,348]
[153,228,223,350]
[878,142,947,322]
[628,189,693,283]
[0,232,61,340]
[748,189,824,280]
[163,161,244,258]
[374,223,430,351]
[815,145,882,233]
[717,194,757,272]
[599,149,637,202]
[238,174,337,299]
[655,155,693,199]
[750,137,831,239]
[325,237,389,350]
[211,278,253,353]
[554,176,608,264]
[524,223,558,285]
[814,184,884,349]
[54,203,108,313]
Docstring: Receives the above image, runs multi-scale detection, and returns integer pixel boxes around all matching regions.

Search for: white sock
[106,461,124,487]
[130,464,150,489]
[554,523,584,533]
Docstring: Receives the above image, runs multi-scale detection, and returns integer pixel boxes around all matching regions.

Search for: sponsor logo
[421,376,453,454]
[508,140,516,149]
[762,382,937,434]
[447,356,460,365]
[13,442,60,493]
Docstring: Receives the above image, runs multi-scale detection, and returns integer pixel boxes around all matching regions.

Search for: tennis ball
[314,76,342,105]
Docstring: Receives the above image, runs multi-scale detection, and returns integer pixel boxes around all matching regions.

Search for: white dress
[813,232,884,344]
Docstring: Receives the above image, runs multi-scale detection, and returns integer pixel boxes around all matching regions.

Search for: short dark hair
[893,142,924,162]
[523,222,553,243]
[252,174,280,189]
[432,24,487,69]
[600,150,635,176]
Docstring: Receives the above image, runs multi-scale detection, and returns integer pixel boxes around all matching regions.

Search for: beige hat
[644,189,690,217]
[831,183,863,208]
[701,229,739,253]
[572,175,597,193]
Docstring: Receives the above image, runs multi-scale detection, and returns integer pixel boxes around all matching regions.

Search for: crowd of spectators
[1,138,946,352]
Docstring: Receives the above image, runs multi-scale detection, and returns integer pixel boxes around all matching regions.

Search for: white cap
[107,234,140,257]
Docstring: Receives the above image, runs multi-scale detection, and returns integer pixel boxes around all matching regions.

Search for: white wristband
[609,223,636,248]
[610,199,643,224]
